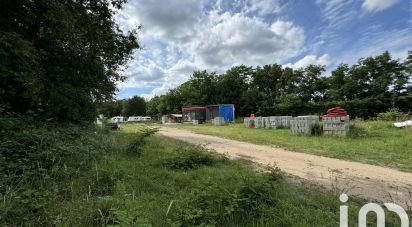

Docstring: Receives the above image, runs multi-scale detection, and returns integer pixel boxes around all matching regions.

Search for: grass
[50,125,406,226]
[169,120,412,171]
[1,120,408,226]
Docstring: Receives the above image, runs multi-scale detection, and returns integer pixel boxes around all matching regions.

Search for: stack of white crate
[264,117,271,128]
[254,117,265,128]
[213,117,225,126]
[267,116,293,129]
[323,115,350,136]
[279,116,293,128]
[290,117,313,135]
[244,117,250,128]
[297,115,320,125]
[269,116,278,128]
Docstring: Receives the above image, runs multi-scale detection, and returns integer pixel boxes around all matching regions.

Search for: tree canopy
[147,51,412,119]
[0,0,139,121]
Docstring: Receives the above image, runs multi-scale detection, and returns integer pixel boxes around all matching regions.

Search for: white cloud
[187,13,305,71]
[116,1,306,98]
[362,0,400,12]
[284,54,331,69]
[243,0,284,15]
[116,0,204,41]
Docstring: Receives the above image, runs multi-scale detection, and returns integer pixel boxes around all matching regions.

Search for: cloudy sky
[115,0,412,99]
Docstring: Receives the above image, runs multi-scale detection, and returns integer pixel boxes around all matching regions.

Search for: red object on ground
[321,106,348,117]
[250,113,255,119]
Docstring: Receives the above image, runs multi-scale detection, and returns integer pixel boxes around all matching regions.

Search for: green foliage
[147,50,412,119]
[126,127,158,155]
[163,146,229,171]
[122,96,147,117]
[0,0,139,121]
[0,116,119,225]
[311,122,323,136]
[347,124,369,138]
[376,108,411,121]
[2,122,405,226]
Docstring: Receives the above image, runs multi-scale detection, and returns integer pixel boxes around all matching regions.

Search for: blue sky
[115,0,412,99]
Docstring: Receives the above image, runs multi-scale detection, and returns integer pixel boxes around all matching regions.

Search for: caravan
[127,116,152,122]
[111,116,127,123]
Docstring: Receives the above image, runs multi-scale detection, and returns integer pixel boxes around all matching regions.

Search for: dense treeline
[0,0,139,122]
[97,95,147,117]
[147,51,412,119]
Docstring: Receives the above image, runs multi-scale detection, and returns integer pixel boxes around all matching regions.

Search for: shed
[206,104,235,122]
[161,114,182,124]
[182,106,206,123]
[182,104,235,123]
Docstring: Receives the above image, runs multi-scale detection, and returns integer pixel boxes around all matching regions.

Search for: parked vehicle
[111,116,127,123]
[127,116,152,122]
[106,122,121,130]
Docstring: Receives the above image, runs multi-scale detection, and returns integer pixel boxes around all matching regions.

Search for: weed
[126,127,158,155]
[162,146,228,171]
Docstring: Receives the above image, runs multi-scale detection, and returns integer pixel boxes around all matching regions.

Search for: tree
[122,96,146,116]
[96,100,123,117]
[327,64,349,101]
[0,0,139,121]
[297,65,327,103]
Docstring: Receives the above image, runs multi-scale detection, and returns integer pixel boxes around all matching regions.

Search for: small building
[182,104,235,123]
[182,106,207,123]
[161,114,183,124]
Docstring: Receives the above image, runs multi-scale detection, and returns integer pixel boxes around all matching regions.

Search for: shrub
[0,116,117,225]
[168,167,285,226]
[311,123,323,136]
[347,124,369,138]
[126,127,158,155]
[376,108,411,121]
[163,147,228,171]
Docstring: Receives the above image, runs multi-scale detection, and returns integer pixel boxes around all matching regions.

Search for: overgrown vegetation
[0,116,115,224]
[173,120,412,171]
[162,146,229,171]
[1,119,408,226]
[377,108,412,121]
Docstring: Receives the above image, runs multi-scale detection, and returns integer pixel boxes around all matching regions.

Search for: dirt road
[160,127,412,207]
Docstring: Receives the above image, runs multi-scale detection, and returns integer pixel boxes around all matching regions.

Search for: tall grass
[0,119,406,226]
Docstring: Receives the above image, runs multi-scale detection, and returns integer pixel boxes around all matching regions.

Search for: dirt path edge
[160,127,412,208]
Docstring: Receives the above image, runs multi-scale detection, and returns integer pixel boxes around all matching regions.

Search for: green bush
[0,116,118,225]
[376,108,411,121]
[169,167,286,226]
[126,127,158,155]
[311,123,323,136]
[163,147,228,171]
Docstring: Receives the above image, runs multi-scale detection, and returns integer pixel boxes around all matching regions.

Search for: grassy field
[1,120,407,226]
[53,125,405,226]
[172,120,412,171]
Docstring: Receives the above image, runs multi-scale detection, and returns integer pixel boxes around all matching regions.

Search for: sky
[115,0,412,99]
